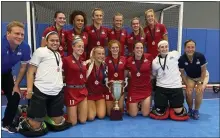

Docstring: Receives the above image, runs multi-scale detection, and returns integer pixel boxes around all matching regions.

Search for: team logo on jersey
[121,33,124,36]
[62,33,64,36]
[196,59,200,64]
[130,37,133,40]
[132,61,135,64]
[82,61,86,66]
[119,61,123,64]
[156,29,160,32]
[101,31,105,34]
[17,52,22,55]
[185,62,188,65]
[144,58,148,62]
[92,30,95,33]
[72,33,75,36]
[72,60,76,63]
[7,51,9,54]
[141,37,144,40]
[111,31,114,34]
[109,60,112,63]
[83,35,86,39]
[170,56,174,60]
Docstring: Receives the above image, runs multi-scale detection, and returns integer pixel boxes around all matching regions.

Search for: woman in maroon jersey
[125,41,153,117]
[108,13,128,56]
[41,11,67,58]
[126,17,146,57]
[65,10,88,61]
[105,40,127,116]
[86,46,108,121]
[144,9,168,59]
[63,36,88,125]
[84,8,108,59]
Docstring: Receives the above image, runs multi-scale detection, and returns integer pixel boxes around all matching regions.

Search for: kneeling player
[18,31,71,137]
[150,40,189,121]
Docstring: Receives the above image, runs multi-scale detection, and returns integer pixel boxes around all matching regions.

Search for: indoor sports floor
[1,89,219,137]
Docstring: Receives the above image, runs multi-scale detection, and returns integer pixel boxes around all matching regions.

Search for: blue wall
[2,22,219,86]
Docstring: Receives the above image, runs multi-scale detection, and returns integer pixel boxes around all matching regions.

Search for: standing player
[144,9,168,59]
[125,42,153,117]
[18,31,71,137]
[105,40,127,116]
[108,13,127,56]
[85,46,108,121]
[41,11,67,58]
[150,40,189,121]
[1,21,31,133]
[126,17,146,57]
[84,8,108,59]
[178,39,209,120]
[63,36,88,125]
[65,10,88,61]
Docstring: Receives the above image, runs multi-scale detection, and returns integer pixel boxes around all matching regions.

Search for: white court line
[1,98,219,108]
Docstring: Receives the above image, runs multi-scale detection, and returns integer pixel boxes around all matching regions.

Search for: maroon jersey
[65,29,88,61]
[144,23,168,59]
[86,63,108,100]
[126,53,153,103]
[126,32,146,57]
[63,55,88,106]
[42,26,66,58]
[84,25,108,59]
[108,28,127,56]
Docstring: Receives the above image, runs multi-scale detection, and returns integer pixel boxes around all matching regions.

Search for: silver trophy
[105,78,128,120]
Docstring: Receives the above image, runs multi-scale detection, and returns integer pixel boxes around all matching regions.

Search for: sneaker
[2,125,17,133]
[188,108,194,117]
[193,110,200,120]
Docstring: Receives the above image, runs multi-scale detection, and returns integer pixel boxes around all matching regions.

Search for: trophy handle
[105,78,110,91]
[122,77,128,92]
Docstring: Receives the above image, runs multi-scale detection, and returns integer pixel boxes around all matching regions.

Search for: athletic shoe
[193,110,200,120]
[2,125,17,133]
[188,108,194,117]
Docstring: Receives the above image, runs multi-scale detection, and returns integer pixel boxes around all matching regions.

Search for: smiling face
[133,42,144,58]
[131,19,140,32]
[72,40,84,56]
[93,47,105,63]
[55,13,66,27]
[73,15,84,30]
[158,44,169,55]
[113,15,123,30]
[46,34,60,51]
[185,41,196,56]
[92,10,104,25]
[7,26,24,46]
[145,11,155,25]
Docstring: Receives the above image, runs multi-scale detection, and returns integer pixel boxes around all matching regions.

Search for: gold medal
[114,73,118,77]
[136,72,141,77]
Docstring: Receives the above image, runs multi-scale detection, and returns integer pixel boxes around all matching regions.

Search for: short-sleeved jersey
[84,25,108,59]
[105,56,126,81]
[126,32,145,56]
[126,53,153,94]
[108,28,128,56]
[144,23,168,59]
[42,26,66,58]
[152,51,182,88]
[65,29,88,61]
[30,47,63,95]
[86,64,108,95]
[62,55,87,85]
[178,52,207,78]
[1,35,31,73]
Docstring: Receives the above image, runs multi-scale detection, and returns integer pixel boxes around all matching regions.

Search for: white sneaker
[2,125,17,133]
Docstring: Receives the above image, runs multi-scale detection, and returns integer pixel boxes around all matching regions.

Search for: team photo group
[1,7,209,137]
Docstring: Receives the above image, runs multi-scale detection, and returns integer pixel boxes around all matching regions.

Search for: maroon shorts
[126,91,151,104]
[64,87,88,107]
[87,93,105,101]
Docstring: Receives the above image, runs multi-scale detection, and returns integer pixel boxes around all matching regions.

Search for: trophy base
[110,109,123,121]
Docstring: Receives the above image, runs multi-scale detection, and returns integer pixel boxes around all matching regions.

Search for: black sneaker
[2,125,17,133]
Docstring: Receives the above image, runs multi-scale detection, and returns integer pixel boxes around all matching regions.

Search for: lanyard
[134,55,144,73]
[148,25,156,41]
[93,25,102,42]
[159,55,168,71]
[49,48,60,68]
[94,64,102,81]
[111,56,120,73]
[72,55,83,73]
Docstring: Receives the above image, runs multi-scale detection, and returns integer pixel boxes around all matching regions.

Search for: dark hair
[54,11,65,18]
[184,39,196,47]
[45,31,58,41]
[69,10,87,26]
[133,41,144,49]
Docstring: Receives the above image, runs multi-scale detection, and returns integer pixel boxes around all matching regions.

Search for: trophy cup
[105,78,128,121]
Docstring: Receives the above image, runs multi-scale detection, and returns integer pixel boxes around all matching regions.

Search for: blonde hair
[85,46,105,78]
[92,8,104,17]
[144,9,158,26]
[7,21,24,32]
[113,12,123,20]
[131,17,145,38]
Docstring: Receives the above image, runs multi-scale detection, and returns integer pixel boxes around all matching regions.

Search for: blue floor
[1,90,220,137]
